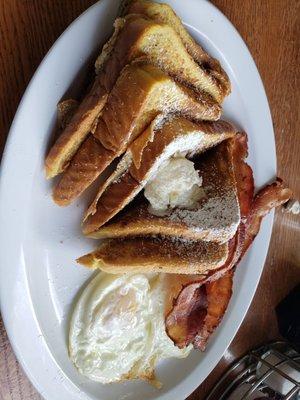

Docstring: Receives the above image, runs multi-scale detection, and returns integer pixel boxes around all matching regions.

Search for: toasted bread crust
[45,80,107,178]
[77,236,229,274]
[52,135,115,206]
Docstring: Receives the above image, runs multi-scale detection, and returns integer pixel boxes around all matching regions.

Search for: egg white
[69,272,191,385]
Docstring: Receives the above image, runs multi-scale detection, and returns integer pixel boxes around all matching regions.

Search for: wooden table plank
[0,1,299,399]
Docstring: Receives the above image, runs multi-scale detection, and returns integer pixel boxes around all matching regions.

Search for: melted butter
[144,157,203,213]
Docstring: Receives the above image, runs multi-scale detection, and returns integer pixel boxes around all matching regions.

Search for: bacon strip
[194,270,233,350]
[241,178,292,259]
[165,134,292,351]
[165,271,233,350]
[166,283,207,348]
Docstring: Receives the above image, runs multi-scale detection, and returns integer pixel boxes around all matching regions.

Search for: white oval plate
[0,1,276,399]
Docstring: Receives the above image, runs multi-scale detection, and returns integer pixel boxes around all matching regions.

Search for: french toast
[82,116,237,236]
[77,236,229,275]
[125,0,230,95]
[165,270,233,350]
[88,139,241,243]
[46,5,229,180]
[95,14,229,102]
[53,64,222,206]
[57,99,79,129]
[45,80,107,179]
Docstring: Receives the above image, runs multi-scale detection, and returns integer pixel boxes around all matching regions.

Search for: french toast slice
[46,8,228,180]
[88,139,241,243]
[45,80,107,179]
[96,14,229,103]
[82,116,237,236]
[125,0,230,96]
[53,64,221,206]
[77,236,229,275]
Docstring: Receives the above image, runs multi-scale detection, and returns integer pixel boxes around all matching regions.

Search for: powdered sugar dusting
[167,188,240,243]
[139,235,228,269]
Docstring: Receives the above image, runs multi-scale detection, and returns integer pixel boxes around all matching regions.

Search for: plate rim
[0,1,276,399]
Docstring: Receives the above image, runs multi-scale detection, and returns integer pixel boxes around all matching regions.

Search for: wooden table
[0,1,299,399]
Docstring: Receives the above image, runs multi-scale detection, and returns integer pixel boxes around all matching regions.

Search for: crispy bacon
[164,234,240,349]
[166,283,207,348]
[241,178,292,258]
[166,271,233,350]
[194,270,233,350]
[165,133,292,351]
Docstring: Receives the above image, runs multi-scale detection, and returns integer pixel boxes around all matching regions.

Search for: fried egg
[69,272,191,386]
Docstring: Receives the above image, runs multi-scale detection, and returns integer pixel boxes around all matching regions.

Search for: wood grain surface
[0,1,299,399]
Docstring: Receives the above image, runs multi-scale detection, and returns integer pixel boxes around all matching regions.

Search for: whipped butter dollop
[144,157,203,213]
[69,273,191,385]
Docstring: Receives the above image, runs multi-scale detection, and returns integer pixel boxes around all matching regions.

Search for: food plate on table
[0,0,288,399]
